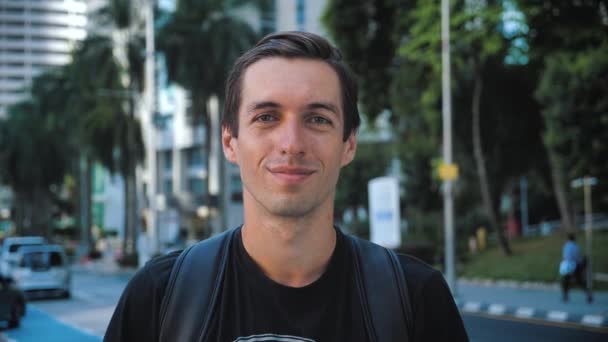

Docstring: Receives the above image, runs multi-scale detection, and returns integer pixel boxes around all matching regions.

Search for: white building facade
[0,0,87,117]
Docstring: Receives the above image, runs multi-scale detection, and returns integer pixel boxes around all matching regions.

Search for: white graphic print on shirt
[234,334,316,342]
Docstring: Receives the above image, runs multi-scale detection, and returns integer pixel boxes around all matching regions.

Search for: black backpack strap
[158,228,237,342]
[349,235,413,342]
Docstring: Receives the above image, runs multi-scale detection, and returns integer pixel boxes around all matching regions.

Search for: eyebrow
[305,102,339,115]
[248,101,280,112]
[247,101,338,113]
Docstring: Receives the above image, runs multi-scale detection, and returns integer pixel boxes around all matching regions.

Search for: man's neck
[240,214,337,288]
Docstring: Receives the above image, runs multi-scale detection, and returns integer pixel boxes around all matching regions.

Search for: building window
[188,178,206,195]
[163,151,172,171]
[296,0,306,31]
[186,147,205,169]
[260,0,276,35]
[163,179,173,195]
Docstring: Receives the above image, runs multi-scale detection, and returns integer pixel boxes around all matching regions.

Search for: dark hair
[222,31,360,141]
[567,233,576,241]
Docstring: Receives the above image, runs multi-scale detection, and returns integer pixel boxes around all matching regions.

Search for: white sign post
[368,177,401,249]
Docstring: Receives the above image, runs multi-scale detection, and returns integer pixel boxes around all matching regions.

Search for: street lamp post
[441,0,456,292]
[144,0,159,255]
[571,176,598,291]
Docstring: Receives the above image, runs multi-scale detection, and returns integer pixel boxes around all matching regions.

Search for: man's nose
[277,118,306,157]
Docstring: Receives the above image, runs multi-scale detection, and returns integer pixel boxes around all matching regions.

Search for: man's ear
[340,133,357,167]
[222,127,238,164]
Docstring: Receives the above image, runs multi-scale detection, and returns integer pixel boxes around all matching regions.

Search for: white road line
[515,307,534,318]
[547,311,568,322]
[463,302,481,312]
[488,304,506,315]
[581,315,604,327]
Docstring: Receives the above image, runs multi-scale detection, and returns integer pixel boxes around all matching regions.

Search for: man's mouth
[267,165,316,184]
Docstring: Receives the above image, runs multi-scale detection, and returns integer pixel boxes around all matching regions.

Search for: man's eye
[255,114,276,122]
[310,116,331,125]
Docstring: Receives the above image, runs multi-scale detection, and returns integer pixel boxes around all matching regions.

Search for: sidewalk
[456,278,608,329]
[70,255,137,278]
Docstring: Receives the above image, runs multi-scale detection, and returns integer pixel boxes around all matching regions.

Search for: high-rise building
[0,0,88,117]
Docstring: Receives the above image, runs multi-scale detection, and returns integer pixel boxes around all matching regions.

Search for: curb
[456,300,608,329]
[458,277,560,291]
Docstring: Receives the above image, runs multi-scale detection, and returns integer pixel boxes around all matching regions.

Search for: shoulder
[137,250,181,288]
[113,251,181,311]
[395,253,469,341]
[396,254,444,290]
[117,250,181,311]
[104,251,182,341]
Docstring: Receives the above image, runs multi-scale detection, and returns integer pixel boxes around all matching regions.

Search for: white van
[10,244,71,298]
[0,236,46,276]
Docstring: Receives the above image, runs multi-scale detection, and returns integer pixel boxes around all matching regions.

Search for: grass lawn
[461,229,608,290]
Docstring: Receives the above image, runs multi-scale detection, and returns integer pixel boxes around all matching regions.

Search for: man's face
[222,57,357,219]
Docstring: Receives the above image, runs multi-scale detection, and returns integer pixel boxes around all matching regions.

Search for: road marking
[463,302,481,312]
[488,304,506,315]
[547,311,568,322]
[581,315,604,327]
[515,307,534,318]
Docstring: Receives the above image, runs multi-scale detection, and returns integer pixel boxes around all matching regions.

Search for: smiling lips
[267,165,316,184]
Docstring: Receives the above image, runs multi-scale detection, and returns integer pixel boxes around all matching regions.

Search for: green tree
[0,71,73,237]
[519,0,608,230]
[325,0,556,255]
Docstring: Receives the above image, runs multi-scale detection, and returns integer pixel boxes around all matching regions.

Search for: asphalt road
[1,270,607,341]
[463,313,608,342]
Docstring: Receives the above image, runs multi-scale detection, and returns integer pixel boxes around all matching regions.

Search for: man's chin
[265,199,315,218]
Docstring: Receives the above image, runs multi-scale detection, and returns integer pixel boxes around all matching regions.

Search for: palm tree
[65,29,145,263]
[156,0,260,236]
[63,33,144,261]
[0,70,73,238]
[89,0,147,263]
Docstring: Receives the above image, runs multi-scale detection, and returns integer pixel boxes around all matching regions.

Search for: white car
[10,244,71,298]
[0,236,46,276]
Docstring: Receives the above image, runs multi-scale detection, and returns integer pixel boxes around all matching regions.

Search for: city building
[0,0,88,117]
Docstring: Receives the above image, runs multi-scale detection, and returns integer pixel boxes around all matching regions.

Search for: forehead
[239,57,342,113]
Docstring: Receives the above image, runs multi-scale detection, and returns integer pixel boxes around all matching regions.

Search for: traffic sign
[438,163,459,181]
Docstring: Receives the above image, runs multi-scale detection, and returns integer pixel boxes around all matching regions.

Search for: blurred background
[0,0,606,341]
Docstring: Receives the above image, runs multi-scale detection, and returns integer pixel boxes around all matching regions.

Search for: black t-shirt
[104,228,468,342]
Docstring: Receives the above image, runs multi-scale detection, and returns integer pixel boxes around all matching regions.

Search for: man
[560,233,593,303]
[105,31,468,342]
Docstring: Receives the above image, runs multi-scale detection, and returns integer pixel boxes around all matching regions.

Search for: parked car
[0,275,26,328]
[10,245,70,299]
[0,236,46,277]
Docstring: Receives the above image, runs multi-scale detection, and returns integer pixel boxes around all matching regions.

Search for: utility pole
[441,0,456,292]
[144,0,159,254]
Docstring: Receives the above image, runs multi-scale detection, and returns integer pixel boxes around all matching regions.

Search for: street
[1,269,606,341]
[1,269,130,341]
[463,313,607,342]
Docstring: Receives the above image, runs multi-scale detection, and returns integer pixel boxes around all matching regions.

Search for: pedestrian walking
[559,233,593,303]
[104,31,468,342]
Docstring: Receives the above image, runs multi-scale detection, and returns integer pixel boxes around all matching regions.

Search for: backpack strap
[349,235,413,342]
[158,228,412,342]
[158,228,237,342]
